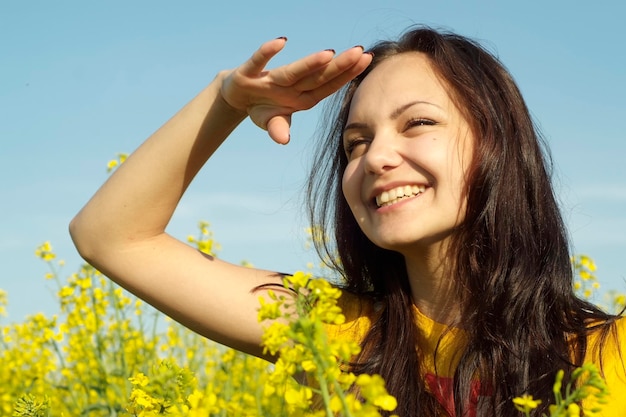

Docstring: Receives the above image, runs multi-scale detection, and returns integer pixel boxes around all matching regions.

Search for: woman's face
[341,52,474,256]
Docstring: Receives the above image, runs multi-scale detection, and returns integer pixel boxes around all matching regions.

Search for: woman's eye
[344,139,369,158]
[405,118,436,129]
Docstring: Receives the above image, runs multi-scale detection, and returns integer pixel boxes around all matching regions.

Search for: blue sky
[1,1,625,322]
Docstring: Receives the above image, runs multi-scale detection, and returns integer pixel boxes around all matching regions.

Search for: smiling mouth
[375,185,426,208]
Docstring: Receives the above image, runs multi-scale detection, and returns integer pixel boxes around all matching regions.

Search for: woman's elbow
[68,213,99,264]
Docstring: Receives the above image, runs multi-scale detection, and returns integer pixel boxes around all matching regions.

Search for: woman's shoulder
[323,288,380,344]
[585,314,626,355]
[582,315,626,416]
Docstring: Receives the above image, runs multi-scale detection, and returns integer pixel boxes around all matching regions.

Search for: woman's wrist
[214,70,248,120]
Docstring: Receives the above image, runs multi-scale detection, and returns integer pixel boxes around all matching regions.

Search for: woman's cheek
[342,165,365,220]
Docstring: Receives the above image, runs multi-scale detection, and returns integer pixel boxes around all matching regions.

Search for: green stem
[315,367,336,417]
[308,339,354,417]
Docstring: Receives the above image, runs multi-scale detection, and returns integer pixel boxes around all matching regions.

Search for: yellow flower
[257,296,281,321]
[129,373,150,387]
[579,255,597,271]
[512,394,541,412]
[567,403,581,416]
[356,374,398,412]
[198,220,210,236]
[553,369,564,395]
[107,153,128,173]
[106,159,118,171]
[34,241,56,261]
[301,359,316,372]
[57,286,74,298]
[288,271,310,289]
[284,385,312,405]
[0,290,7,317]
[260,322,290,356]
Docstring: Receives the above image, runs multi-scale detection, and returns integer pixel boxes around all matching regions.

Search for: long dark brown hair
[306,26,618,416]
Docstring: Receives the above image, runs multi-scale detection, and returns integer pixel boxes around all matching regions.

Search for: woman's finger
[301,51,373,104]
[270,49,337,87]
[266,115,292,144]
[238,37,289,77]
[291,45,366,92]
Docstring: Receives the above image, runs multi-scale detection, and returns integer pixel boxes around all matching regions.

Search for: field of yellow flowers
[1,157,622,417]
[2,224,618,417]
[2,220,402,417]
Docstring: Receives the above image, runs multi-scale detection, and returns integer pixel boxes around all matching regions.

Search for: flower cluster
[513,363,609,416]
[11,394,50,417]
[3,240,174,415]
[187,220,220,256]
[257,271,398,417]
[572,255,600,301]
[106,153,128,173]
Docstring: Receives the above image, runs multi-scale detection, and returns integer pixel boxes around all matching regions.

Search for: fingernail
[364,51,374,57]
[353,45,364,50]
[324,48,336,54]
[276,36,288,41]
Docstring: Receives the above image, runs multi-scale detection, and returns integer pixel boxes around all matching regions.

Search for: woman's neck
[404,248,461,326]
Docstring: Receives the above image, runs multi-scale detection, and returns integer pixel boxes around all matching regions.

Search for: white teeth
[375,185,426,207]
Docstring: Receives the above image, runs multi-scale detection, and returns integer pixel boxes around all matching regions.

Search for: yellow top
[323,293,626,416]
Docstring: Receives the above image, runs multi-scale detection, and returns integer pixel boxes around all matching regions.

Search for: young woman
[70,27,625,416]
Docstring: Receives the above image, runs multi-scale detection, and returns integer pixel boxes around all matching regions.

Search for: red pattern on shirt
[424,373,486,417]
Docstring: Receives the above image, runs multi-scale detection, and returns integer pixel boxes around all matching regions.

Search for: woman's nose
[363,134,402,175]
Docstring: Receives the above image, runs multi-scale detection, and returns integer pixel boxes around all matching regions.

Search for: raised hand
[220,37,372,144]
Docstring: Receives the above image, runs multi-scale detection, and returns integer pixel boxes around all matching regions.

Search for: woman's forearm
[69,72,246,261]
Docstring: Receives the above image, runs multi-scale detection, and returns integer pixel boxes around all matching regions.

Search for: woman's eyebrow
[343,100,441,135]
[389,100,441,120]
[343,122,368,134]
